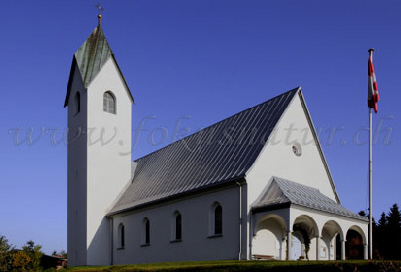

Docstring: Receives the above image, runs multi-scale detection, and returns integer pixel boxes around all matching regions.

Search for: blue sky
[1,0,400,254]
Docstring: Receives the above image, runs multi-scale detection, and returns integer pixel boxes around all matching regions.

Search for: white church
[65,17,368,266]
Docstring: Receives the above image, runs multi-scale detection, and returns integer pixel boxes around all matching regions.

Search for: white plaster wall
[250,209,289,260]
[112,186,241,264]
[86,57,133,265]
[252,219,284,259]
[67,64,88,266]
[252,229,276,256]
[246,93,337,209]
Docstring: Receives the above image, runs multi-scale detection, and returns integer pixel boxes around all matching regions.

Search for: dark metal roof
[64,25,134,107]
[108,87,300,215]
[253,177,366,220]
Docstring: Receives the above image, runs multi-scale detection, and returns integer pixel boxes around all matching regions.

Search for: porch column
[341,240,346,260]
[316,236,320,260]
[364,244,368,260]
[286,231,292,260]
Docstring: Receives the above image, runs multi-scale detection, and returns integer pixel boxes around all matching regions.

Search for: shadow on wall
[87,217,112,266]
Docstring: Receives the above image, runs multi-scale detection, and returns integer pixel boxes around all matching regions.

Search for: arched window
[118,223,125,249]
[143,218,150,245]
[172,211,182,241]
[175,213,182,240]
[103,91,116,114]
[74,92,80,115]
[209,202,223,237]
[214,204,223,235]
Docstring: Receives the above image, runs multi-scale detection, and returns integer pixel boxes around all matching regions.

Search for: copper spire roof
[74,24,111,89]
[64,18,133,107]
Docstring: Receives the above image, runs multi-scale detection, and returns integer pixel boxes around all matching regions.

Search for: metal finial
[368,48,375,53]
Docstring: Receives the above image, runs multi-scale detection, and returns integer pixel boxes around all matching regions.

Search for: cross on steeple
[94,3,104,25]
[94,3,104,15]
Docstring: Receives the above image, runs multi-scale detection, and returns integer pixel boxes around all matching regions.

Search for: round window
[292,143,302,157]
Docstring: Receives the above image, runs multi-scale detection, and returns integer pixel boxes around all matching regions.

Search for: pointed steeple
[74,16,111,88]
[65,16,133,107]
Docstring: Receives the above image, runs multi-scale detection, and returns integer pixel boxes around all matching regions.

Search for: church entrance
[292,215,319,260]
[291,233,302,260]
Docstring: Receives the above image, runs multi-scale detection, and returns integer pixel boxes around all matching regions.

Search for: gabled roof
[108,87,300,215]
[64,24,134,107]
[253,177,366,220]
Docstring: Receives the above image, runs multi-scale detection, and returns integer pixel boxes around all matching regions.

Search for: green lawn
[62,260,401,272]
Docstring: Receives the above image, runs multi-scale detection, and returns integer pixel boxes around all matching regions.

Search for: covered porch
[249,178,368,260]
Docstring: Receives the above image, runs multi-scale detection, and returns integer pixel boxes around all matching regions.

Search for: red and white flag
[368,50,380,113]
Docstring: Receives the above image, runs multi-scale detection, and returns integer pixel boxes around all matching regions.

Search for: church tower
[64,15,134,266]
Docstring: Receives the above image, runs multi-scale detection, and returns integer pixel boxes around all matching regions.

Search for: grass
[62,260,401,272]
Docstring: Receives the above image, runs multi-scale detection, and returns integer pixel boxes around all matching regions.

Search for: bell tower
[64,15,134,266]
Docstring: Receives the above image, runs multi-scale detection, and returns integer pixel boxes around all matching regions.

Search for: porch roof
[253,177,367,221]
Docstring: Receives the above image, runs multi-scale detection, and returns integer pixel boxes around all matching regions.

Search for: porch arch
[321,220,343,260]
[346,225,367,260]
[292,215,319,260]
[252,215,287,260]
[293,215,319,238]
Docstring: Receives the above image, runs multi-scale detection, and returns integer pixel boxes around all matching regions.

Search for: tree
[378,212,387,228]
[387,204,401,231]
[11,250,32,271]
[358,210,367,217]
[374,212,388,259]
[0,235,13,271]
[22,240,43,271]
[386,204,401,260]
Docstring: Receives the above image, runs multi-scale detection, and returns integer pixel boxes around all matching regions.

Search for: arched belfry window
[118,223,125,249]
[74,92,80,115]
[103,91,116,114]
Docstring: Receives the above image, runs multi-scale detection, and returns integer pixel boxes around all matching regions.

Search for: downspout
[236,182,242,260]
[110,217,114,265]
[249,210,253,260]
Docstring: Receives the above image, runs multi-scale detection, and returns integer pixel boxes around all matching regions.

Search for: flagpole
[369,107,373,260]
[368,47,377,260]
